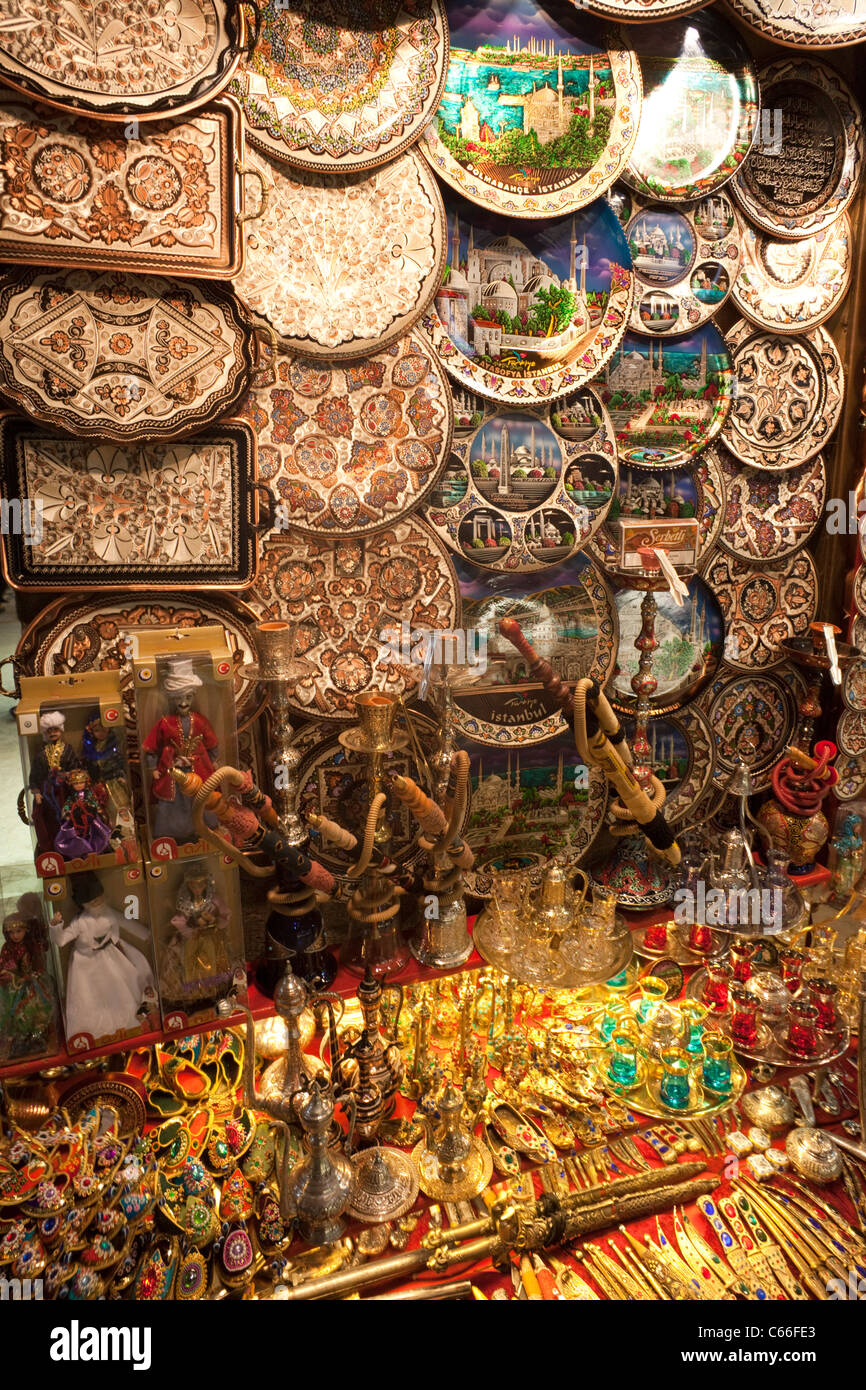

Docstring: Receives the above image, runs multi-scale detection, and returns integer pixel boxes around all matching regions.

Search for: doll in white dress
[50,871,155,1042]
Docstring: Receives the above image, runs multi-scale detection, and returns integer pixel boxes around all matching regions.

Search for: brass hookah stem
[630,586,659,795]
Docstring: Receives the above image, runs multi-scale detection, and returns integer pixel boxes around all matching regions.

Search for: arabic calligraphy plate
[725,0,866,53]
[717,445,824,563]
[588,452,725,575]
[731,215,853,333]
[705,550,818,671]
[626,191,742,335]
[609,574,724,713]
[703,667,802,792]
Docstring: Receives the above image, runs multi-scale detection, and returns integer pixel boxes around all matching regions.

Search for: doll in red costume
[141,658,219,845]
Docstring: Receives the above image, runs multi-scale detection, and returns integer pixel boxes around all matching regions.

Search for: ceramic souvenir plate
[731,216,853,334]
[717,446,825,563]
[235,334,453,537]
[852,565,866,618]
[623,12,759,202]
[703,668,801,792]
[725,0,866,53]
[594,324,733,467]
[588,452,725,575]
[843,657,866,712]
[581,0,710,17]
[419,188,633,405]
[0,98,246,278]
[609,574,724,713]
[0,0,250,119]
[722,321,843,471]
[236,145,445,358]
[705,550,818,671]
[0,270,256,441]
[623,704,714,823]
[423,385,616,573]
[732,61,863,240]
[449,553,616,745]
[420,1,640,218]
[837,710,866,759]
[626,191,742,335]
[833,753,866,802]
[854,616,866,649]
[250,520,460,720]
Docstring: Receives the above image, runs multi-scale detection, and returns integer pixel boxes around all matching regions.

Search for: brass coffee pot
[289,1075,356,1246]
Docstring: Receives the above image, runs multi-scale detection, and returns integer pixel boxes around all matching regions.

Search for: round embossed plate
[423,385,616,573]
[622,703,715,824]
[705,550,818,671]
[837,710,866,759]
[843,657,866,713]
[419,1,641,218]
[724,0,866,51]
[609,574,724,713]
[235,333,452,537]
[721,321,843,471]
[834,753,866,802]
[236,145,446,358]
[732,60,863,240]
[703,667,801,792]
[623,12,759,202]
[594,323,733,468]
[731,215,853,334]
[717,445,825,563]
[626,191,742,335]
[232,0,448,172]
[588,451,724,575]
[418,187,633,405]
[580,0,711,18]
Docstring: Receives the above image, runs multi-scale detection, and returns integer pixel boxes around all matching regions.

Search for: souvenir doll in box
[0,874,61,1066]
[147,853,247,1031]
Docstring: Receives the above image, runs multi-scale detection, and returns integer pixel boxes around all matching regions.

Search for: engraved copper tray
[705,550,819,672]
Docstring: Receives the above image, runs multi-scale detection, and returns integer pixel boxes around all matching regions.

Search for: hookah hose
[772,741,837,814]
[343,792,405,925]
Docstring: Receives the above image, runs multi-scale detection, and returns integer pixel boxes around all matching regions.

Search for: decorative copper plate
[731,215,853,334]
[0,97,245,278]
[420,2,640,218]
[837,710,866,759]
[235,145,445,357]
[705,550,818,671]
[423,385,616,573]
[610,575,724,714]
[854,616,866,648]
[250,520,460,720]
[833,753,866,802]
[717,446,825,564]
[852,565,866,619]
[725,0,866,53]
[588,451,725,575]
[0,270,255,441]
[626,191,742,335]
[235,334,452,537]
[732,60,863,240]
[623,703,715,823]
[721,321,843,471]
[703,668,801,792]
[233,0,448,171]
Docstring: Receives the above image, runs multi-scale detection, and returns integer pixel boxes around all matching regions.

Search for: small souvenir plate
[594,323,733,468]
[423,385,616,573]
[834,753,866,802]
[626,191,742,335]
[449,553,617,745]
[623,12,759,202]
[418,188,633,405]
[609,574,724,714]
[732,60,863,240]
[235,333,453,537]
[419,1,641,218]
[722,321,843,471]
[706,550,818,671]
[725,0,866,54]
[717,445,825,563]
[588,451,726,575]
[233,0,448,172]
[731,215,853,334]
[703,667,802,792]
[838,710,866,759]
[843,657,866,712]
[622,704,715,823]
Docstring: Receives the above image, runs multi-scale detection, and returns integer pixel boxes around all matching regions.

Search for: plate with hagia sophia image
[423,385,617,572]
[610,575,724,712]
[420,0,641,216]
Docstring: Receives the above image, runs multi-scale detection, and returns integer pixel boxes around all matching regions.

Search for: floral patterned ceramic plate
[626,190,742,335]
[706,549,818,671]
[837,710,866,759]
[732,60,863,240]
[721,320,843,471]
[236,144,446,357]
[609,574,724,713]
[592,323,733,468]
[622,703,715,824]
[422,385,616,573]
[717,445,825,563]
[731,215,853,333]
[725,0,866,53]
[843,657,866,713]
[418,187,633,405]
[703,667,802,792]
[449,552,617,745]
[235,333,453,537]
[588,452,725,576]
[233,0,448,172]
[833,753,866,801]
[0,270,256,441]
[420,0,640,218]
[623,12,759,202]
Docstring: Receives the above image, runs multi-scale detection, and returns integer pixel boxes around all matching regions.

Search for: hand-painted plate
[843,658,866,713]
[721,321,843,471]
[581,0,711,17]
[0,270,255,441]
[609,574,724,713]
[419,1,640,218]
[235,333,453,537]
[852,566,866,618]
[232,0,448,172]
[731,215,853,334]
[622,703,714,824]
[418,188,633,405]
[626,191,742,336]
[449,553,617,745]
[725,0,866,53]
[732,61,863,240]
[250,520,460,720]
[706,550,818,671]
[833,753,866,801]
[623,12,759,201]
[717,445,825,563]
[703,667,801,792]
[236,145,446,357]
[423,385,616,572]
[588,450,724,576]
[837,710,866,759]
[593,323,733,468]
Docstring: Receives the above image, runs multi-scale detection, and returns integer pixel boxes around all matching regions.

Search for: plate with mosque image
[587,450,726,575]
[621,704,714,824]
[623,12,759,202]
[419,188,633,406]
[625,192,742,336]
[419,0,641,218]
[592,324,733,469]
[609,574,724,714]
[423,385,617,572]
[449,552,617,745]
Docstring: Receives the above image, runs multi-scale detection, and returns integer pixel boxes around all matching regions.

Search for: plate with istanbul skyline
[420,0,641,217]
